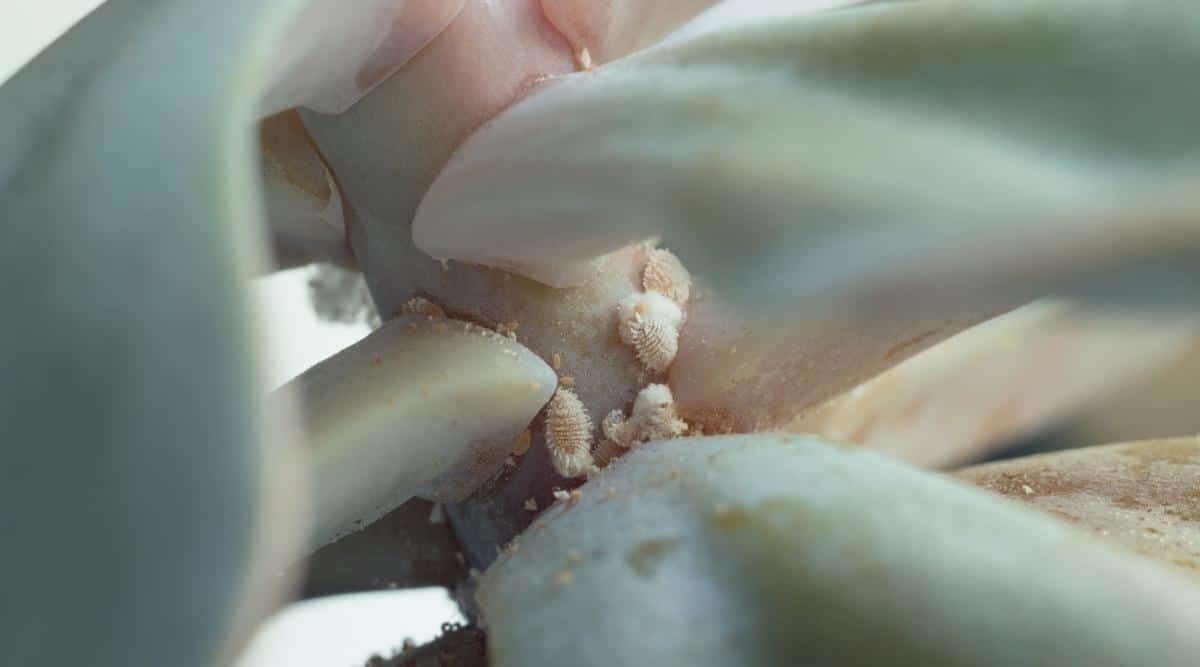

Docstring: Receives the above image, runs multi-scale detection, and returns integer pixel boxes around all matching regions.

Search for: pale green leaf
[276,315,557,550]
[415,0,1200,309]
[0,0,309,664]
[481,434,1200,666]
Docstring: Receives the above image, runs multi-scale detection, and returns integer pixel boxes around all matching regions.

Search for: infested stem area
[263,3,1200,661]
[280,2,1040,574]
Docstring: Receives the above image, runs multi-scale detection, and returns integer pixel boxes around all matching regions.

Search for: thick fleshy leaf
[259,111,353,270]
[793,301,1200,467]
[259,0,466,115]
[298,0,581,255]
[298,499,465,598]
[669,285,1005,434]
[294,0,588,358]
[1052,341,1200,447]
[480,435,1200,665]
[0,0,306,665]
[414,0,1200,306]
[397,0,1200,439]
[957,438,1200,575]
[298,0,776,283]
[276,315,557,550]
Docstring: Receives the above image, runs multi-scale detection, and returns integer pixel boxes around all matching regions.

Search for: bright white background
[1,3,462,665]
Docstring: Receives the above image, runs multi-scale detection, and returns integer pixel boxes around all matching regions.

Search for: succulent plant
[3,0,1200,665]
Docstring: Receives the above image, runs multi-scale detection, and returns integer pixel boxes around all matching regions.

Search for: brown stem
[298,499,466,599]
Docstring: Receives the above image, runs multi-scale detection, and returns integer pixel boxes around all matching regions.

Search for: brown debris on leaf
[956,437,1200,575]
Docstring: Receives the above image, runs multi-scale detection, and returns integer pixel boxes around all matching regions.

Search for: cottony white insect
[642,248,692,306]
[602,383,688,450]
[401,296,446,319]
[618,292,683,373]
[544,387,596,478]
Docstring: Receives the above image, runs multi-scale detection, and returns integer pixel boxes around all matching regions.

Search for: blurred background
[1,4,463,665]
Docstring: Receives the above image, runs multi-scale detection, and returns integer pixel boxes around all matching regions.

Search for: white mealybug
[591,435,626,468]
[600,384,687,453]
[544,388,595,479]
[617,292,683,373]
[642,248,692,306]
[602,408,634,449]
[630,383,687,443]
[618,292,683,344]
[401,296,446,319]
[629,319,679,374]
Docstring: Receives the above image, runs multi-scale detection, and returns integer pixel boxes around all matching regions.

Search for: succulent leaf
[669,288,1004,433]
[0,0,309,664]
[259,110,354,270]
[276,314,557,549]
[259,0,467,115]
[414,0,1200,307]
[480,434,1200,666]
[957,438,1200,576]
[794,301,1200,467]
